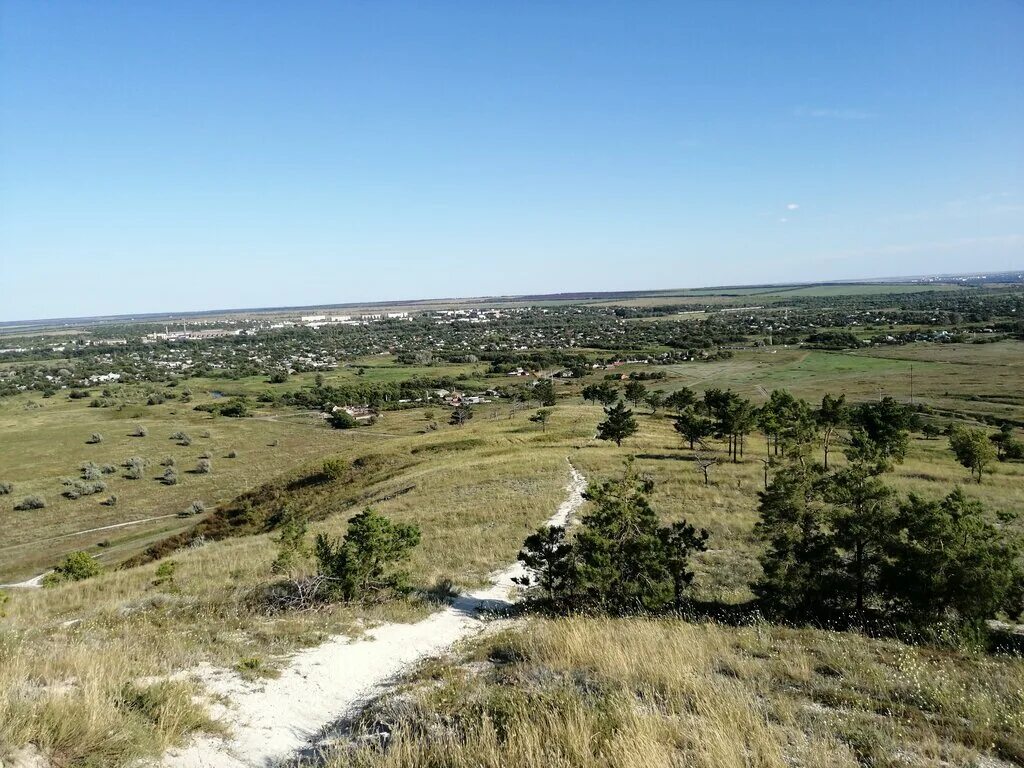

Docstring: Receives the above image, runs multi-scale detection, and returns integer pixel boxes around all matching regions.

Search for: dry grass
[332,617,1024,768]
[0,405,582,765]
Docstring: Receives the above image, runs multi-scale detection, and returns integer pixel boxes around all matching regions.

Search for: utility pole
[909,364,914,405]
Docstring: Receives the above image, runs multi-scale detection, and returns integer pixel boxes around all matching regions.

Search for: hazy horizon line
[2,268,1021,328]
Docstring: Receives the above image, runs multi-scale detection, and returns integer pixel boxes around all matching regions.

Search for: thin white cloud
[786,203,799,210]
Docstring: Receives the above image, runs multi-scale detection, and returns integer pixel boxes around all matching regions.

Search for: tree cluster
[517,464,709,615]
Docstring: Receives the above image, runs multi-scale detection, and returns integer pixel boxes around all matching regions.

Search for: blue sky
[2,1,1022,321]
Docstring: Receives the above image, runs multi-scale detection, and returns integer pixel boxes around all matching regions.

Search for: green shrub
[14,495,46,510]
[44,551,101,585]
[321,458,345,480]
[153,560,177,587]
[315,509,421,601]
[328,410,358,429]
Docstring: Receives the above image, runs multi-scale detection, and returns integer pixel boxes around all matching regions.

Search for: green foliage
[673,408,714,449]
[623,380,647,407]
[596,400,638,447]
[660,520,710,612]
[153,560,177,588]
[643,390,664,414]
[321,458,345,480]
[754,462,836,619]
[703,388,756,462]
[664,387,695,414]
[314,509,421,601]
[271,510,309,575]
[515,525,574,602]
[886,489,1023,629]
[756,460,1023,633]
[949,425,997,482]
[528,408,553,431]
[1003,437,1024,460]
[517,463,708,615]
[195,398,250,417]
[758,390,818,462]
[328,410,359,429]
[846,397,915,468]
[44,551,101,586]
[533,379,557,406]
[581,381,619,407]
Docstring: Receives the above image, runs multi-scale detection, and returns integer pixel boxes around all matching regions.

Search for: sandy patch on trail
[162,460,586,768]
[0,572,50,589]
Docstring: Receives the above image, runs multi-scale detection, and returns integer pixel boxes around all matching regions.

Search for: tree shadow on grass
[635,452,696,462]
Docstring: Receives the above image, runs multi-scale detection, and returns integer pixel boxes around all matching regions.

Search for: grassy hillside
[0,388,353,581]
[330,616,1024,767]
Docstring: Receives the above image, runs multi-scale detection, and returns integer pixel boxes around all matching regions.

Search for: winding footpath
[162,460,586,768]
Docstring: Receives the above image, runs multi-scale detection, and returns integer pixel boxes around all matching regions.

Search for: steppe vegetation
[1,280,1023,767]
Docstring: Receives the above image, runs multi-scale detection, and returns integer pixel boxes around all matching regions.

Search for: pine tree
[596,400,639,447]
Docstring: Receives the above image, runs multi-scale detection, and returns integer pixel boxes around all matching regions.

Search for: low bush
[181,500,205,517]
[43,551,100,586]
